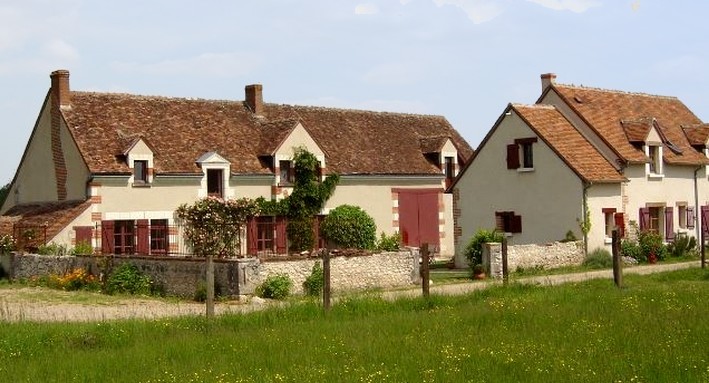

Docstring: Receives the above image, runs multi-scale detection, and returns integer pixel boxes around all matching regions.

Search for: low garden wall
[482,241,584,279]
[0,249,420,297]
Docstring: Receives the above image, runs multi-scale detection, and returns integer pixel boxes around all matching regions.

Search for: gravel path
[0,261,701,322]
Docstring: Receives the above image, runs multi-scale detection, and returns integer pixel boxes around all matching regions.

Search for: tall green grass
[1,269,707,382]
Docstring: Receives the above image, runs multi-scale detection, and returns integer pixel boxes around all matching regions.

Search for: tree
[0,183,10,208]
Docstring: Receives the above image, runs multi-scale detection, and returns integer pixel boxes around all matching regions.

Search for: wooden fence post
[421,243,430,298]
[323,248,331,311]
[702,229,706,269]
[612,228,623,288]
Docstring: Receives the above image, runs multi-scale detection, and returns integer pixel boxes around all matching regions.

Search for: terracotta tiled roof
[551,84,708,166]
[682,124,709,147]
[621,118,653,143]
[512,104,626,183]
[0,200,91,242]
[419,136,449,154]
[62,91,473,176]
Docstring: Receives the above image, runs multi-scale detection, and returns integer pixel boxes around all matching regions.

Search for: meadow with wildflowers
[0,268,707,382]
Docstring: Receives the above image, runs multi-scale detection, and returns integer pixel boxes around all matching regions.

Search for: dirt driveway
[1,261,701,322]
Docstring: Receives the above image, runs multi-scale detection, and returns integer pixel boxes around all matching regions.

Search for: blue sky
[1,0,707,183]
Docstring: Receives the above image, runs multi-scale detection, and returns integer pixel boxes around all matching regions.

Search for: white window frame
[646,144,664,178]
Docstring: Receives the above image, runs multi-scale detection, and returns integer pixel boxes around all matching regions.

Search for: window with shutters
[495,211,522,233]
[507,137,538,171]
[678,204,687,229]
[602,209,625,241]
[113,220,135,255]
[150,219,169,255]
[639,206,669,241]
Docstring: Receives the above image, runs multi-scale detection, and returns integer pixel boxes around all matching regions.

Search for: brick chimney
[50,69,71,110]
[541,73,557,92]
[245,84,263,115]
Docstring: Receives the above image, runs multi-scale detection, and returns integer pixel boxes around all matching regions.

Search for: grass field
[1,268,707,382]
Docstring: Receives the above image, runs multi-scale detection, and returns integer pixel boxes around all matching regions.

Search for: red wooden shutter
[506,144,520,169]
[614,212,625,237]
[276,216,287,254]
[665,207,674,241]
[101,220,114,254]
[74,226,93,245]
[247,217,258,255]
[701,206,709,237]
[687,207,695,230]
[639,208,650,231]
[511,214,522,233]
[137,219,149,255]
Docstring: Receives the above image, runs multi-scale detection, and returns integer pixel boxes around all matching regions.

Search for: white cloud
[432,0,505,24]
[525,0,601,13]
[112,52,262,77]
[355,3,380,15]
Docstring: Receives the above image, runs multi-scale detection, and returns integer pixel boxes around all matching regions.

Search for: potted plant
[472,264,486,280]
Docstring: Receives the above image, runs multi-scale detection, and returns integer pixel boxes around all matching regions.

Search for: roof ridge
[554,83,679,101]
[512,103,556,109]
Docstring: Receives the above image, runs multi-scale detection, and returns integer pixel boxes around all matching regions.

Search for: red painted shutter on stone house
[276,217,287,254]
[506,144,520,169]
[639,208,650,231]
[701,206,709,237]
[614,212,625,237]
[74,226,93,245]
[247,218,258,255]
[137,219,149,255]
[101,220,114,254]
[664,207,674,241]
[510,214,522,233]
[687,207,695,230]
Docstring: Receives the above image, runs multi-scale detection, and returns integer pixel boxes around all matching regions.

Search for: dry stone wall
[483,241,583,279]
[1,249,419,297]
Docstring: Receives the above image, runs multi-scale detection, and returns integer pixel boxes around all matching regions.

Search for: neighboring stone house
[1,70,473,257]
[451,73,709,267]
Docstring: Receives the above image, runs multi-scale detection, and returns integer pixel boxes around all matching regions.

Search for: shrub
[321,205,376,249]
[666,234,697,258]
[582,248,613,269]
[194,281,207,302]
[256,274,292,299]
[560,230,578,243]
[71,241,94,256]
[621,239,643,262]
[376,232,401,252]
[37,242,67,256]
[464,229,504,268]
[638,230,666,261]
[303,262,324,296]
[105,263,152,295]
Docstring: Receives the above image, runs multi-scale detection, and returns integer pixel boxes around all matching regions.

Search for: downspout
[694,166,701,241]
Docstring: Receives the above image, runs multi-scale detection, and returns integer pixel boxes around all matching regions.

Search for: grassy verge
[0,268,707,382]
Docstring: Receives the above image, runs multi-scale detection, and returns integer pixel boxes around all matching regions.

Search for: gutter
[694,166,702,241]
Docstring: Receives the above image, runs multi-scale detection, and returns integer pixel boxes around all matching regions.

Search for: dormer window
[444,156,455,188]
[207,169,223,198]
[196,152,232,199]
[646,144,663,177]
[133,160,148,184]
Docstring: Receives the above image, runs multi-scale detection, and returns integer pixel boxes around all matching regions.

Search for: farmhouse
[452,73,709,267]
[1,70,472,257]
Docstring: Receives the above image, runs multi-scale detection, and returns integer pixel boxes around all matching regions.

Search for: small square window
[521,143,534,169]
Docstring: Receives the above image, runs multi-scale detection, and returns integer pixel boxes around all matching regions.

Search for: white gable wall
[454,110,584,266]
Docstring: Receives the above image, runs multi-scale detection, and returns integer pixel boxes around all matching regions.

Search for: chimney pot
[50,69,71,109]
[245,84,263,115]
[541,73,557,91]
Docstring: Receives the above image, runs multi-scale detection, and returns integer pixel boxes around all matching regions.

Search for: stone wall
[483,241,583,279]
[0,249,419,297]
